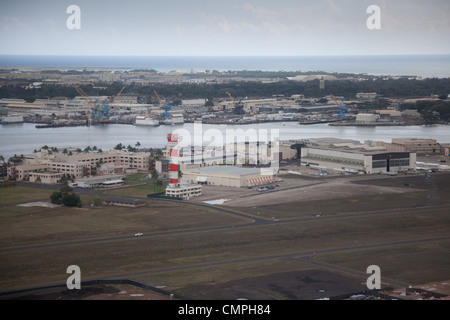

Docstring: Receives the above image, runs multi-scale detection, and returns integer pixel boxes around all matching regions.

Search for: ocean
[1,55,450,78]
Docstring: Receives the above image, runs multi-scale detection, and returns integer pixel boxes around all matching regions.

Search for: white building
[356,113,380,123]
[182,165,274,188]
[165,184,202,199]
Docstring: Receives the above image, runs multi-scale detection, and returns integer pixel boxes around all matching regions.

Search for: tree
[155,149,163,160]
[205,99,214,107]
[62,193,82,207]
[290,143,306,166]
[8,154,25,166]
[150,169,159,182]
[50,191,63,204]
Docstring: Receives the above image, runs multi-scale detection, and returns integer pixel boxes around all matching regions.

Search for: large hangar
[182,165,274,188]
[301,143,416,174]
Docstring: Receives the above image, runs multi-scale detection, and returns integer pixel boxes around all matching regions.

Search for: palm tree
[150,169,159,182]
[155,149,163,160]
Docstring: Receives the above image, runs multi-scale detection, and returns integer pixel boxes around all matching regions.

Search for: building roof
[104,197,145,205]
[6,103,45,109]
[187,165,265,176]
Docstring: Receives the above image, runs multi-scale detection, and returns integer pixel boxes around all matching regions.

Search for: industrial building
[391,138,439,154]
[182,165,274,188]
[299,138,416,174]
[355,113,380,123]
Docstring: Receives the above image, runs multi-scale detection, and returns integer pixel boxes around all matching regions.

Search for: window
[372,160,386,168]
[390,159,410,167]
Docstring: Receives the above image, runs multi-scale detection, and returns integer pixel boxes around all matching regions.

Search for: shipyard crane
[329,93,350,119]
[110,85,126,104]
[75,87,94,126]
[154,90,171,118]
[153,90,164,107]
[226,91,244,115]
[75,87,111,124]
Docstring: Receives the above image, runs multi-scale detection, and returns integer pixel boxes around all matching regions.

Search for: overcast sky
[1,0,449,56]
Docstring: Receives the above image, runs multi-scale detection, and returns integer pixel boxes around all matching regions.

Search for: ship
[134,116,160,127]
[162,113,184,125]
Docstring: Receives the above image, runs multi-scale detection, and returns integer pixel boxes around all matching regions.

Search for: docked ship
[162,113,184,125]
[134,116,160,126]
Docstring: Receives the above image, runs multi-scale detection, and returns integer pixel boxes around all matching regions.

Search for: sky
[0,0,449,56]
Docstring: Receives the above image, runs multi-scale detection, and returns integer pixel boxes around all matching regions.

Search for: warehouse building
[182,165,274,188]
[301,141,416,174]
[391,138,439,154]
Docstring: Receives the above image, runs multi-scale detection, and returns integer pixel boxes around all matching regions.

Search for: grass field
[0,173,449,299]
[0,186,53,205]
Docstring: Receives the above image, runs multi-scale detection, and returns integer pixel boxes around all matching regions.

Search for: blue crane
[330,94,350,119]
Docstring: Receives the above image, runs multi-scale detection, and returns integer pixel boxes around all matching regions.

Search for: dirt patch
[214,176,413,208]
[176,269,366,300]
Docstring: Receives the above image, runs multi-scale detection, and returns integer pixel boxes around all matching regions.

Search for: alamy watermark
[366,265,381,289]
[66,5,81,30]
[171,121,280,175]
[66,265,81,289]
[367,5,381,30]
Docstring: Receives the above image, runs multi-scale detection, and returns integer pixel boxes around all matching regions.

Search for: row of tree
[1,77,450,102]
[400,100,450,122]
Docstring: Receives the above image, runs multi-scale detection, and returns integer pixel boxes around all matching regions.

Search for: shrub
[50,191,63,205]
[62,193,82,208]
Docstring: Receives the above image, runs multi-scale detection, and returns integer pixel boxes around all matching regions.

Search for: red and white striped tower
[167,133,179,188]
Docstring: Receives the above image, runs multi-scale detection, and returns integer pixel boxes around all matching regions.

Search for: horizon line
[1,53,450,57]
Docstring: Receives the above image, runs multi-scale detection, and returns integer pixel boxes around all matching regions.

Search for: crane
[110,85,126,104]
[153,90,164,107]
[154,90,171,117]
[75,87,94,126]
[329,93,350,119]
[75,87,112,124]
[226,91,244,115]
